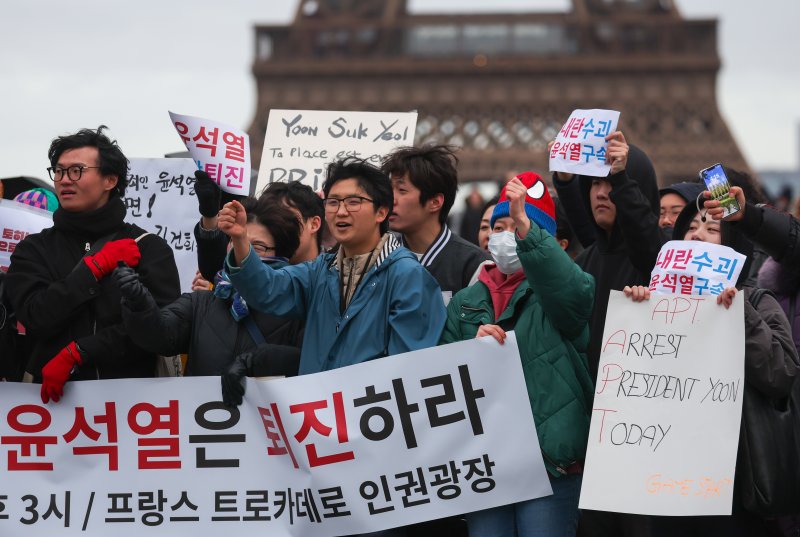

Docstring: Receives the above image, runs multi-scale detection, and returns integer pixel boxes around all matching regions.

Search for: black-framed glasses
[251,242,276,256]
[323,195,374,213]
[47,165,101,182]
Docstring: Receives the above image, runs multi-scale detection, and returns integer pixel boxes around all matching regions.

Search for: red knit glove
[83,238,141,280]
[41,342,83,403]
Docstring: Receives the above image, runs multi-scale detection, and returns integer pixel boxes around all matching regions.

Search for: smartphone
[699,163,741,219]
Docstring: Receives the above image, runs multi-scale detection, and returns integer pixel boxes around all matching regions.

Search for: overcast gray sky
[2,0,798,181]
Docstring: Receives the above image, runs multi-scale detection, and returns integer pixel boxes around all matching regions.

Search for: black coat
[6,201,181,381]
[121,289,303,376]
[555,145,666,380]
[194,220,229,282]
[734,202,800,273]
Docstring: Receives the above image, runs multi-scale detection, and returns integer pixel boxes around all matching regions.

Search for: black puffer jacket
[555,145,665,380]
[730,202,800,272]
[121,280,303,376]
[673,199,798,401]
[7,198,181,380]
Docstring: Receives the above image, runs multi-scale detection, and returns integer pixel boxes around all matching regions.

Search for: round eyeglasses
[47,165,101,182]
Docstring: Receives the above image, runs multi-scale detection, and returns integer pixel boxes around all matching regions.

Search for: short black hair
[723,166,768,205]
[554,198,574,243]
[240,197,301,260]
[323,157,393,234]
[261,181,325,248]
[554,197,583,258]
[48,125,128,197]
[261,181,324,220]
[482,194,501,217]
[381,144,459,224]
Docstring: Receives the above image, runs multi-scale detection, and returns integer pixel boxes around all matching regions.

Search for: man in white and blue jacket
[218,157,446,378]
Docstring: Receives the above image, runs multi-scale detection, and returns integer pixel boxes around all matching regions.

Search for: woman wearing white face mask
[441,173,596,537]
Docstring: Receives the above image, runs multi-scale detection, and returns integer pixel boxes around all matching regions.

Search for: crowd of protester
[2,124,799,537]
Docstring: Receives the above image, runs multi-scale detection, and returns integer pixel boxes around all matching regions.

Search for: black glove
[221,353,252,407]
[113,263,150,311]
[221,344,301,406]
[194,170,221,218]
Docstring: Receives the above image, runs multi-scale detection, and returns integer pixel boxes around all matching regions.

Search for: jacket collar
[328,232,402,272]
[375,232,402,269]
[400,224,451,268]
[466,277,532,325]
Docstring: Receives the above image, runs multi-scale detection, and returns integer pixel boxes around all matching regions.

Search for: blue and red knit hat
[491,172,556,236]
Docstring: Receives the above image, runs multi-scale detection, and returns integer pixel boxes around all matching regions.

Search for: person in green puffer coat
[441,172,595,537]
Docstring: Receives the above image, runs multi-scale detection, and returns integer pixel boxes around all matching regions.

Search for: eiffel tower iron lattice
[248,0,749,186]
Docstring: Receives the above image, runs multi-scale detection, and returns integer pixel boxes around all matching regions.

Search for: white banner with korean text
[649,240,746,297]
[579,291,745,515]
[549,109,620,177]
[0,199,53,272]
[0,333,551,536]
[169,112,252,195]
[125,158,201,292]
[256,109,418,195]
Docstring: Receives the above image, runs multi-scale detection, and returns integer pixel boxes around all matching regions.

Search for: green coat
[440,222,595,477]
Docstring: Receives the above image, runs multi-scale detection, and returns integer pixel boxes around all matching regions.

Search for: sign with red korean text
[0,199,52,272]
[579,291,744,515]
[169,112,251,195]
[125,158,201,292]
[549,109,620,177]
[256,110,418,196]
[0,333,551,536]
[649,240,746,297]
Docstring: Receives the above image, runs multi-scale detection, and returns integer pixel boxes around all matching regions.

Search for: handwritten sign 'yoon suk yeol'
[256,110,418,196]
[579,291,744,516]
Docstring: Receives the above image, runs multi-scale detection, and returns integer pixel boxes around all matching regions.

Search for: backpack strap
[84,232,119,257]
[134,232,152,243]
[243,316,267,346]
[747,287,775,309]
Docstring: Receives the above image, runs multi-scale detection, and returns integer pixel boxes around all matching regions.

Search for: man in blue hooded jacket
[218,157,446,378]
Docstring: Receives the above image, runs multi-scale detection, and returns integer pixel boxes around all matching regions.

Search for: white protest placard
[169,111,251,195]
[549,109,620,177]
[650,240,746,296]
[0,199,53,271]
[0,334,550,536]
[125,158,201,292]
[256,110,418,195]
[579,291,744,516]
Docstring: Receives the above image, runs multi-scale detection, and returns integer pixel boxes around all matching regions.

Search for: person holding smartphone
[704,169,800,273]
[623,190,798,536]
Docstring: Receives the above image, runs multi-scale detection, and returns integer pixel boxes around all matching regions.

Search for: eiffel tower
[247,0,749,185]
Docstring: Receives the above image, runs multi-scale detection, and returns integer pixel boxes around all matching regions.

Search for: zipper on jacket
[459,305,491,320]
[85,242,91,252]
[93,320,100,380]
[540,450,572,475]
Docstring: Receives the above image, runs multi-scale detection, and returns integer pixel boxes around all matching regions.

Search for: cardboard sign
[0,334,550,536]
[0,199,53,272]
[169,111,252,195]
[549,109,620,177]
[650,241,746,297]
[125,158,202,292]
[256,110,418,195]
[579,291,744,516]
